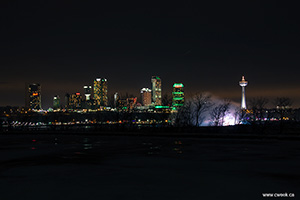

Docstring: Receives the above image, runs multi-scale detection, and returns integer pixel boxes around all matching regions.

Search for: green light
[173,97,184,100]
[172,92,184,94]
[155,106,169,109]
[173,83,184,88]
[173,104,184,106]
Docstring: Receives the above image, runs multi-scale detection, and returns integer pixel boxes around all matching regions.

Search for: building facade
[68,93,82,109]
[151,76,162,106]
[94,78,108,107]
[172,83,184,109]
[25,83,42,110]
[53,95,60,110]
[140,88,152,106]
[114,92,120,108]
[83,85,92,101]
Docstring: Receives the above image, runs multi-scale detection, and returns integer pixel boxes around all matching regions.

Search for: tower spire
[239,76,248,109]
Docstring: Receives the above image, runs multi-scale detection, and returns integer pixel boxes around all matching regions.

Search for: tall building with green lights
[25,83,42,110]
[172,83,184,109]
[151,76,162,106]
[94,78,108,107]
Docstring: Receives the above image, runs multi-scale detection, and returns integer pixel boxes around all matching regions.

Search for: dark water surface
[0,134,299,200]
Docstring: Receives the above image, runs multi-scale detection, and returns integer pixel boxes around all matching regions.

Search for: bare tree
[233,107,242,124]
[170,100,193,126]
[162,94,172,106]
[248,97,269,123]
[211,105,223,126]
[273,97,293,133]
[274,97,292,110]
[273,97,293,120]
[174,100,193,126]
[192,93,213,126]
[210,99,230,126]
[220,100,231,126]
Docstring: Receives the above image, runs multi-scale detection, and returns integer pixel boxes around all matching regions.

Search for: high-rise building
[83,85,92,101]
[64,93,70,109]
[151,76,162,106]
[94,78,108,107]
[172,83,184,109]
[127,97,137,110]
[140,88,152,106]
[68,93,82,109]
[82,85,93,110]
[25,83,41,110]
[117,99,127,110]
[239,76,248,109]
[53,95,60,110]
[114,92,120,108]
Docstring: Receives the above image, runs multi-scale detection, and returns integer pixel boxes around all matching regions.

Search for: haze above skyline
[1,1,300,108]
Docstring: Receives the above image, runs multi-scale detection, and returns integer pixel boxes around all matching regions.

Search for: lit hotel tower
[141,88,152,106]
[83,85,92,100]
[25,83,41,110]
[151,76,162,106]
[239,76,248,109]
[94,78,108,107]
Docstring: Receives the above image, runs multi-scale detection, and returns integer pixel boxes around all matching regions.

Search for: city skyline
[3,74,300,109]
[23,75,183,110]
[1,2,300,108]
[1,2,300,199]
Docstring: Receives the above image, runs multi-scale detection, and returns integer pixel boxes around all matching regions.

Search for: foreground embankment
[0,133,299,200]
[2,124,300,140]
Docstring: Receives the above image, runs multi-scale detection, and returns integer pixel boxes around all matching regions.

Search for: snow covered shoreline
[0,134,299,200]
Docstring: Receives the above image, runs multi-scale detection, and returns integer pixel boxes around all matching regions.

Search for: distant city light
[173,83,184,88]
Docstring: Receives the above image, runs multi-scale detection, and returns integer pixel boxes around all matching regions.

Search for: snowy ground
[0,134,299,200]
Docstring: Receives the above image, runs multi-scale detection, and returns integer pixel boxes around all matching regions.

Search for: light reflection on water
[83,138,93,150]
[142,140,183,155]
[26,136,185,160]
[174,140,183,154]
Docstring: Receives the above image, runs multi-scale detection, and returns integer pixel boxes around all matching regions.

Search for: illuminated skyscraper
[94,78,108,107]
[151,76,162,106]
[53,95,60,110]
[64,93,70,109]
[83,85,92,101]
[25,83,41,110]
[68,93,82,109]
[82,85,93,110]
[172,83,184,109]
[239,76,248,109]
[127,97,137,111]
[114,92,119,108]
[140,88,152,106]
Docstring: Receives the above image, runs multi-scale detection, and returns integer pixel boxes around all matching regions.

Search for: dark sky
[1,1,300,108]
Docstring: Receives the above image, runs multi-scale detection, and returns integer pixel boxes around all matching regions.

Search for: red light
[31,147,36,150]
[76,93,80,95]
[32,139,36,142]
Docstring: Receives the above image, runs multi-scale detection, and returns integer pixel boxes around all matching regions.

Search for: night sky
[1,1,300,108]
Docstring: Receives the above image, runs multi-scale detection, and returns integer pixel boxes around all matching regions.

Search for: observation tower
[239,76,248,109]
